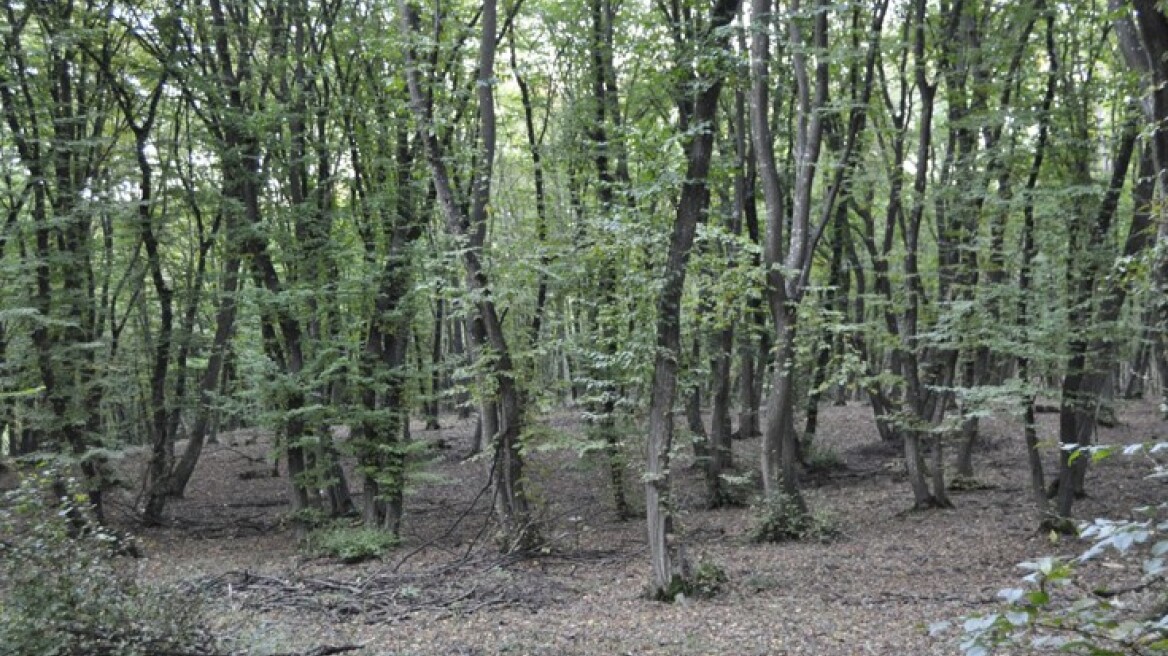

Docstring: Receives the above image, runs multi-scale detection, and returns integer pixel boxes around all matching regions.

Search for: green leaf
[1090,446,1117,464]
[1025,590,1050,607]
[963,614,999,632]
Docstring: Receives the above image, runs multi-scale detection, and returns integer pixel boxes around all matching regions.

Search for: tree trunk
[645,0,740,598]
[167,253,241,499]
[1054,119,1141,522]
[427,297,444,430]
[1116,0,1168,420]
[708,322,735,507]
[751,0,853,506]
[400,0,535,551]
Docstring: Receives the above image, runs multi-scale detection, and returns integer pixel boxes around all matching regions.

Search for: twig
[459,592,506,615]
[265,645,363,656]
[389,454,499,573]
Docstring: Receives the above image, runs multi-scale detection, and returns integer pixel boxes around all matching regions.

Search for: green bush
[692,560,729,597]
[719,470,760,507]
[0,466,216,656]
[804,444,845,472]
[744,573,782,593]
[749,490,808,543]
[657,557,728,602]
[304,524,400,563]
[805,507,843,543]
[749,491,841,543]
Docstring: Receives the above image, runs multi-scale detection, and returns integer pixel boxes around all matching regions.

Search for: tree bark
[645,0,741,598]
[400,0,536,551]
[1054,119,1141,522]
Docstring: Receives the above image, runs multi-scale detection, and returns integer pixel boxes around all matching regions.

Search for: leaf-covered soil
[107,400,1168,655]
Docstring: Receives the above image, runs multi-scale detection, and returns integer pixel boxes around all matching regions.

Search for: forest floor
[109,400,1168,656]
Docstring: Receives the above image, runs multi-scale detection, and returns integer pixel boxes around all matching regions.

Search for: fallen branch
[265,645,363,656]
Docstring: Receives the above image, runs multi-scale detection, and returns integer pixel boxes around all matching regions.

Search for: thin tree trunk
[400,0,535,551]
[427,297,444,430]
[583,0,634,518]
[1055,120,1141,521]
[119,83,174,523]
[735,20,763,443]
[645,0,740,598]
[1011,13,1058,523]
[751,0,859,506]
[168,253,241,498]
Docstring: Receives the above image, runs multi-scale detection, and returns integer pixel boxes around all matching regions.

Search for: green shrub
[744,573,782,593]
[804,444,845,472]
[0,466,215,656]
[749,491,841,543]
[805,507,843,543]
[305,524,400,563]
[692,560,729,597]
[657,557,728,601]
[749,490,809,543]
[719,470,760,507]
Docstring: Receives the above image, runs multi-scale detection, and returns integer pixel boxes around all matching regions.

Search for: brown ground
[107,400,1168,656]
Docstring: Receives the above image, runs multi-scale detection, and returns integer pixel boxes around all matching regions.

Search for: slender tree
[644,0,741,600]
[399,0,536,551]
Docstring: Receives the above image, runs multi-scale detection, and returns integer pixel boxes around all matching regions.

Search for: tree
[750,0,886,510]
[399,0,536,551]
[0,0,121,518]
[1115,0,1168,419]
[644,0,741,600]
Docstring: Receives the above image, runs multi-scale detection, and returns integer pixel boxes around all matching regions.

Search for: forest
[2,0,1168,653]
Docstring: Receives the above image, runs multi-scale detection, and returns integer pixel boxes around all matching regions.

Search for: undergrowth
[749,490,842,543]
[304,523,401,563]
[0,465,217,656]
[656,558,728,602]
[804,444,846,472]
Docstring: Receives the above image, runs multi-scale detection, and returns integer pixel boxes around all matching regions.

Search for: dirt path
[113,401,1168,655]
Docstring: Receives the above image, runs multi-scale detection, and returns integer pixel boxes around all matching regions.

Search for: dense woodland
[4,0,1168,652]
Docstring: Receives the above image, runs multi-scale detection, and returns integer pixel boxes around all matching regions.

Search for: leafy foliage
[656,557,728,602]
[749,491,807,543]
[690,560,729,598]
[0,466,216,656]
[942,444,1168,655]
[304,524,401,563]
[749,491,841,544]
[804,444,846,473]
[0,0,1163,618]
